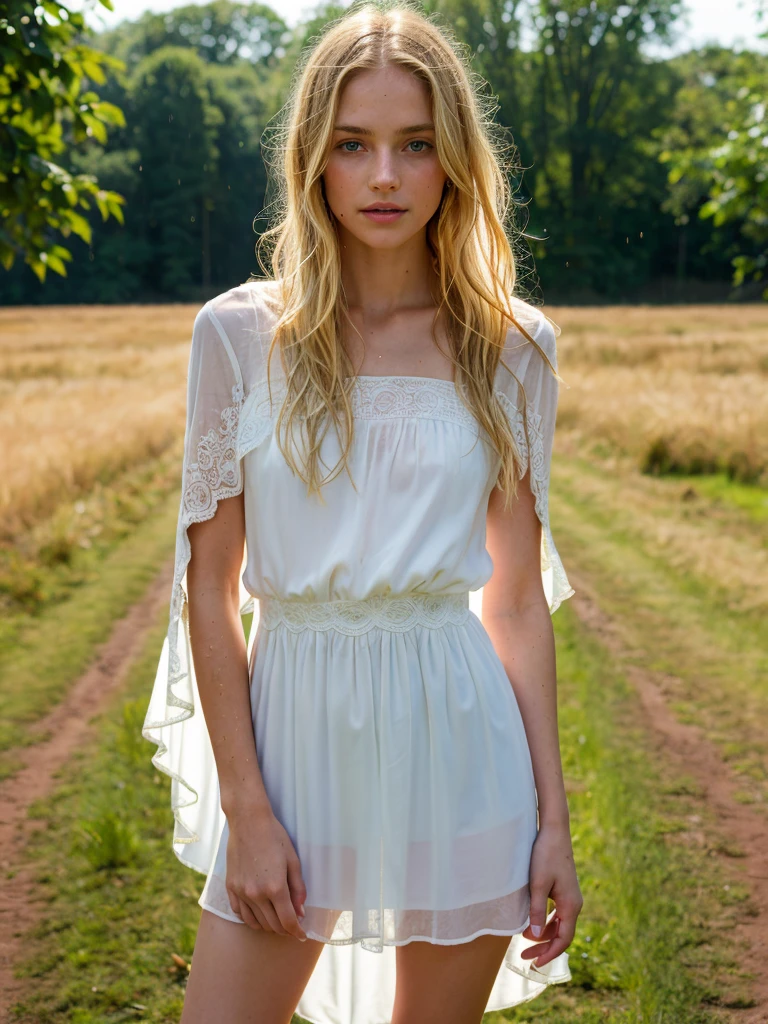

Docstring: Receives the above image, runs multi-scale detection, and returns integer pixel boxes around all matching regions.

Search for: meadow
[1,301,766,1022]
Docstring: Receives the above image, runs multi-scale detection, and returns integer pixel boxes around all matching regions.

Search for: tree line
[2,0,766,304]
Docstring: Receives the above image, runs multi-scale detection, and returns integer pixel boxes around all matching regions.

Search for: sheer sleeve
[142,299,246,875]
[494,306,575,615]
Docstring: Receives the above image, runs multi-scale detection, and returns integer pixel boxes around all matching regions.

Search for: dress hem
[199,899,555,971]
[175,845,209,876]
[295,970,567,1024]
[199,899,571,1021]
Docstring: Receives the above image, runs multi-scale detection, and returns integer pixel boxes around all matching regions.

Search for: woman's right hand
[225,807,309,941]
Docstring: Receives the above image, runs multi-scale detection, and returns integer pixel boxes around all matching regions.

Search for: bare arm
[186,492,308,939]
[482,470,569,828]
[186,491,270,819]
[482,468,582,967]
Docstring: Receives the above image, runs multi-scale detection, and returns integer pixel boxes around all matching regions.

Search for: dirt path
[0,555,175,1022]
[1,558,766,1021]
[569,570,768,1024]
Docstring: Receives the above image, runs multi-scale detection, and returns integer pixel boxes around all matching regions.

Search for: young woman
[142,2,583,1021]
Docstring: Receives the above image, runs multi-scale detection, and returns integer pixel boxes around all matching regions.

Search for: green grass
[0,442,184,626]
[493,599,745,1023]
[549,461,768,806]
[7,595,742,1023]
[667,471,768,529]
[0,486,179,776]
[5,447,763,1022]
[9,607,197,1024]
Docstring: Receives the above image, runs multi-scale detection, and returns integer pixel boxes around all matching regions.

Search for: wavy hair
[249,0,560,510]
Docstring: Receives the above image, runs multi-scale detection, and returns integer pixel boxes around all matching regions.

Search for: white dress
[142,280,576,1024]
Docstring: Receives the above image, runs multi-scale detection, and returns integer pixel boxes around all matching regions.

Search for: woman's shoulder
[499,296,559,383]
[199,278,284,379]
[205,277,283,330]
[507,296,558,354]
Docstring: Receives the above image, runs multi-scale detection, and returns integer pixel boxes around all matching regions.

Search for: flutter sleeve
[495,308,575,615]
[142,299,246,875]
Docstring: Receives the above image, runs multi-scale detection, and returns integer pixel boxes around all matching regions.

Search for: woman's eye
[337,140,433,153]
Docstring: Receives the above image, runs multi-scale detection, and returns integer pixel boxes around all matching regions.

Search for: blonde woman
[143,2,583,1021]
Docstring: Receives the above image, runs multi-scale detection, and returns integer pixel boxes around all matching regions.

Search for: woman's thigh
[392,932,512,1024]
[180,909,326,1024]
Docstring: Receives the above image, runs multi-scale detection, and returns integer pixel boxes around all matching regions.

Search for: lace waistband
[258,592,471,636]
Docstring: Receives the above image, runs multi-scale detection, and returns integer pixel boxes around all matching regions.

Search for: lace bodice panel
[233,284,572,613]
[238,370,499,606]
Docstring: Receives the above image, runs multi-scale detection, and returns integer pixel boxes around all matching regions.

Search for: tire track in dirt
[0,555,175,1022]
[568,570,768,1024]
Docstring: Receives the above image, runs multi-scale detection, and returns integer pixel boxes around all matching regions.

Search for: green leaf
[28,257,47,283]
[81,61,106,86]
[44,251,69,276]
[91,101,125,127]
[60,209,92,244]
[48,244,73,262]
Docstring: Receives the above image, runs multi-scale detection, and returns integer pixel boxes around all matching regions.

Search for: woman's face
[321,64,449,250]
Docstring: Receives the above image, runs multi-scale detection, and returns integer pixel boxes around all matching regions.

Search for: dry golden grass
[2,301,766,544]
[550,304,768,485]
[0,303,199,540]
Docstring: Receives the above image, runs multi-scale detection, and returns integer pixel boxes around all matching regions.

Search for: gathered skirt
[198,591,571,1024]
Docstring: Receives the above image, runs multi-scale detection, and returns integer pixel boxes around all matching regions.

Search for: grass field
[2,302,766,1022]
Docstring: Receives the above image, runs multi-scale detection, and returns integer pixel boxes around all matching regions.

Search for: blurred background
[1,3,767,1023]
[2,0,768,304]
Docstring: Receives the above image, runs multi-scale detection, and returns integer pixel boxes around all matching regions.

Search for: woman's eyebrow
[332,123,436,136]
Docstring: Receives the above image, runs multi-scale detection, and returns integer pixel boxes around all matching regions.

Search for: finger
[246,900,271,932]
[520,935,554,961]
[259,899,289,935]
[528,882,552,939]
[522,914,557,947]
[533,917,577,968]
[238,899,262,931]
[272,889,308,941]
[227,890,242,918]
[286,857,307,921]
[227,889,251,928]
[521,940,553,960]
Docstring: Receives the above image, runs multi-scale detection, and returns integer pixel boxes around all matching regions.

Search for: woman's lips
[361,209,406,223]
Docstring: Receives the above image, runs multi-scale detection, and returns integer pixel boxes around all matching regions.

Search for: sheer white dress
[142,279,576,1024]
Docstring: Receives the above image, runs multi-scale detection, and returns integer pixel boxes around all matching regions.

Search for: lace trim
[259,592,471,635]
[350,376,477,431]
[235,376,480,460]
[183,380,245,521]
[236,383,276,461]
[235,375,573,615]
[496,392,575,614]
[142,378,246,852]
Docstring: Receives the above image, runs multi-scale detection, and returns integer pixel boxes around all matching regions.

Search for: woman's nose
[368,153,400,190]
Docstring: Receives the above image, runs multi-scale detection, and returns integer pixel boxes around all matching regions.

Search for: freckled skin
[322,65,448,253]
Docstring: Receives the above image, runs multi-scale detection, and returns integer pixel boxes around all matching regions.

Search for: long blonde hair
[250,0,559,510]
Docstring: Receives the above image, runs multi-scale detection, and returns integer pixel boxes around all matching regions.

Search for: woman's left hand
[521,819,583,968]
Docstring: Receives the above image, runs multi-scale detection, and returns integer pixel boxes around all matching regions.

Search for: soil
[0,561,766,1022]
[569,571,768,1024]
[0,556,175,1022]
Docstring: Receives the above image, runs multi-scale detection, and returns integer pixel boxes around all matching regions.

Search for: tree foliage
[0,0,126,282]
[95,0,290,73]
[2,0,765,302]
[660,8,768,297]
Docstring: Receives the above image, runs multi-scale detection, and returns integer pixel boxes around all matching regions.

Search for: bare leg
[180,909,326,1024]
[392,932,512,1024]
